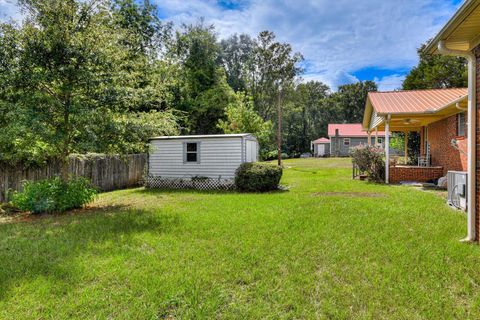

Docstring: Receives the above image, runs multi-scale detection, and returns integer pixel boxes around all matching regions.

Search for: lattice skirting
[145,175,235,190]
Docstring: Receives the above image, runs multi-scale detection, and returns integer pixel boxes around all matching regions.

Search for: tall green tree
[217,92,272,147]
[403,42,467,90]
[294,81,330,151]
[248,31,303,164]
[111,0,175,113]
[112,0,171,57]
[0,0,178,172]
[219,33,255,92]
[329,81,377,124]
[171,22,236,134]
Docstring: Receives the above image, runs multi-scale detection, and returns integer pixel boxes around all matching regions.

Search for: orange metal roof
[368,88,467,114]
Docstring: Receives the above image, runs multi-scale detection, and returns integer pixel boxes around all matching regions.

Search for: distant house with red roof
[328,123,385,157]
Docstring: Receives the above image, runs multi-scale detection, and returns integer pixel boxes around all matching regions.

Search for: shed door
[246,140,258,162]
[318,144,325,156]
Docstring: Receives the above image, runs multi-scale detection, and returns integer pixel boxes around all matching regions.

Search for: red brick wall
[426,114,467,175]
[389,166,444,184]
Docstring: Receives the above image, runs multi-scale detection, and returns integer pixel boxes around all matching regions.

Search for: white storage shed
[312,138,330,157]
[147,134,258,187]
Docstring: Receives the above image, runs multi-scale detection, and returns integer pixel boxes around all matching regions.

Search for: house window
[343,138,350,146]
[377,138,383,144]
[185,142,199,163]
[457,112,466,137]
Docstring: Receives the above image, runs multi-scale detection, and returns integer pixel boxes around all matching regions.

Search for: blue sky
[0,0,465,91]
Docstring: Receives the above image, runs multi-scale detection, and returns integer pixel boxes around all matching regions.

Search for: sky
[0,0,465,91]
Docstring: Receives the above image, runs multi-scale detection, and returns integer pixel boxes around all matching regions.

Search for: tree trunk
[277,89,282,167]
[60,99,71,182]
[60,155,69,182]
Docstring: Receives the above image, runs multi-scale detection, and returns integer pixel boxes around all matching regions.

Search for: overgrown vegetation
[235,163,282,192]
[0,0,383,167]
[217,92,272,148]
[350,145,385,182]
[11,177,97,214]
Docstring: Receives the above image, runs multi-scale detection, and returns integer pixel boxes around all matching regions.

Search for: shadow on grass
[0,207,180,300]
[134,187,289,196]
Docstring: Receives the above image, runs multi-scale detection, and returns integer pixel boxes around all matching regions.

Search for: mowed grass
[1,158,480,319]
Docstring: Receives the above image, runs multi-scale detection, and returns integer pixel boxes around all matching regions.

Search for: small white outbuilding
[147,134,258,189]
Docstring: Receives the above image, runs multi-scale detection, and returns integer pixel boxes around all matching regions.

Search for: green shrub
[262,150,289,161]
[350,145,385,182]
[235,163,283,192]
[11,177,97,214]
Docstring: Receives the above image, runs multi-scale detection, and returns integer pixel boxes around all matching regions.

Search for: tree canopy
[0,0,179,170]
[403,42,468,90]
[0,0,384,165]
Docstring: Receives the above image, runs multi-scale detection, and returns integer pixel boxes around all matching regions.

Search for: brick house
[421,111,468,174]
[390,0,480,242]
[363,88,468,184]
[327,123,385,157]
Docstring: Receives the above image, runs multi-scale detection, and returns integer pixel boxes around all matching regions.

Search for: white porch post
[367,131,371,145]
[375,127,378,146]
[385,115,391,184]
[404,131,408,164]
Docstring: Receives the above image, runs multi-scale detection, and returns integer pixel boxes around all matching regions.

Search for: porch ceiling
[373,115,438,132]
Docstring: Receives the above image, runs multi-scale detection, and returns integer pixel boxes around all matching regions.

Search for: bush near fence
[0,154,147,202]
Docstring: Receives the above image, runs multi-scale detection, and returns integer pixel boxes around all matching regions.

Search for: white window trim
[343,138,350,146]
[183,142,201,164]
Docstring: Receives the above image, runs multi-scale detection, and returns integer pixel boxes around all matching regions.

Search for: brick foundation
[389,166,444,184]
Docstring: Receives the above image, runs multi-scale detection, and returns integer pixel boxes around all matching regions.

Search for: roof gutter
[438,40,476,242]
[425,0,476,54]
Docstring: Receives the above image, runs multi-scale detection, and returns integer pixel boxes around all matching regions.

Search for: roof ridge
[369,87,467,94]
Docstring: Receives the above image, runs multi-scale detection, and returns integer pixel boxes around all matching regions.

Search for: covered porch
[363,88,468,184]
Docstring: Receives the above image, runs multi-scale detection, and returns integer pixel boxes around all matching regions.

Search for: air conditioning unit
[447,171,467,211]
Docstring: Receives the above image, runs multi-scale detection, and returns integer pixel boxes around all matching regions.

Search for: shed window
[343,138,350,146]
[185,142,199,163]
[457,112,466,137]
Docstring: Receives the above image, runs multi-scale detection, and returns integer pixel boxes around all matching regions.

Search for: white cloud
[302,70,359,90]
[153,0,460,90]
[374,74,406,92]
[1,0,460,91]
[0,0,22,22]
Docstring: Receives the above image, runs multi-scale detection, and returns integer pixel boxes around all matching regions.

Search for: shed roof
[328,123,385,137]
[367,88,468,114]
[312,138,330,144]
[150,133,254,140]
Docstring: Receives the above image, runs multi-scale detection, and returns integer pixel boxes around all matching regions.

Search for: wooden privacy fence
[0,154,147,202]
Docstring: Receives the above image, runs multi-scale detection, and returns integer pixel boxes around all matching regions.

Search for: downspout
[438,40,476,242]
[385,114,391,184]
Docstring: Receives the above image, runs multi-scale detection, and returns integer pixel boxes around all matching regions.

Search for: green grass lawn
[1,158,480,319]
